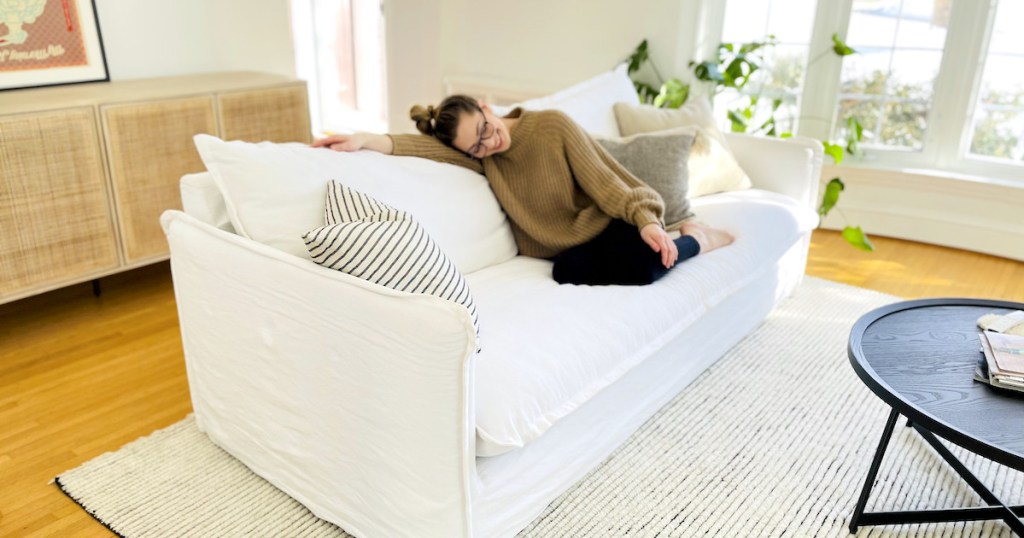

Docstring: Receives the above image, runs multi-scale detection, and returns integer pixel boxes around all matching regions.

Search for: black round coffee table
[848,298,1024,535]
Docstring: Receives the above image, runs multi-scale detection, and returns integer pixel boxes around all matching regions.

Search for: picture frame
[0,0,109,91]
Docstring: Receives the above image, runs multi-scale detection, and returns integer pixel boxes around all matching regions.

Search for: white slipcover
[470,190,818,456]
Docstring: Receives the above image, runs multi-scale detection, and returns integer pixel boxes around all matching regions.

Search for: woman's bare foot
[680,221,734,253]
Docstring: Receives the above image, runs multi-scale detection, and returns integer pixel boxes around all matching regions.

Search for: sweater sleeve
[554,112,665,230]
[388,134,484,174]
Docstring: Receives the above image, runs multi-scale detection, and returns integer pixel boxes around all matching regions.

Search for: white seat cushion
[467,189,818,456]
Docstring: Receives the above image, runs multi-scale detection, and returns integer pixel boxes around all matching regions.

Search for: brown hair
[409,95,481,149]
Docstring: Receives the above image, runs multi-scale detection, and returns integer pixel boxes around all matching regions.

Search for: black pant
[552,219,701,285]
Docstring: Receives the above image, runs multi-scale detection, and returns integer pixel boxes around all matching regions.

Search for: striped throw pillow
[303,181,481,347]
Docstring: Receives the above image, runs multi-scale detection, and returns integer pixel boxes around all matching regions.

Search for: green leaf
[693,61,724,83]
[756,114,774,130]
[845,117,864,156]
[823,141,844,164]
[780,132,794,139]
[628,40,649,75]
[634,81,660,104]
[652,78,690,109]
[849,116,863,139]
[842,226,875,251]
[724,58,751,88]
[832,33,856,56]
[818,177,844,218]
[727,109,749,132]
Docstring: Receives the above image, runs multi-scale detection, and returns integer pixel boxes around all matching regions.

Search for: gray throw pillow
[596,127,696,229]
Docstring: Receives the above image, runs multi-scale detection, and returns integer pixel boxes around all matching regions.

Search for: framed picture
[0,0,108,91]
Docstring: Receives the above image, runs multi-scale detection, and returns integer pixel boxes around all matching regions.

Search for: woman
[312,95,734,285]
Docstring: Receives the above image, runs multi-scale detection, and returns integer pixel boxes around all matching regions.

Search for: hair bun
[409,104,436,136]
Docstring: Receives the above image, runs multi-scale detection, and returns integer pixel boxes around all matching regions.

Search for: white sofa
[161,70,823,537]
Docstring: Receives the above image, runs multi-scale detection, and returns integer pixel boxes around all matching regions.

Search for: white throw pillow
[491,63,640,137]
[193,134,517,274]
[614,99,752,197]
[304,182,480,346]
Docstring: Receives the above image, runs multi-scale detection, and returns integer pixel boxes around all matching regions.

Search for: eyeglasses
[467,114,496,158]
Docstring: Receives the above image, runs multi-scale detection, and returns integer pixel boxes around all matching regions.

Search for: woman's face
[453,104,510,159]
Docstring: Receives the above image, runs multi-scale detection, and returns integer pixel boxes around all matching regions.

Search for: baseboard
[818,165,1024,262]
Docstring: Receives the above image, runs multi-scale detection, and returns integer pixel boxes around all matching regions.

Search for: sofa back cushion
[193,134,518,274]
[180,172,234,232]
[491,63,639,137]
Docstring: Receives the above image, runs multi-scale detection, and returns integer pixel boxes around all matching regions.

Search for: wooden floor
[2,230,1023,537]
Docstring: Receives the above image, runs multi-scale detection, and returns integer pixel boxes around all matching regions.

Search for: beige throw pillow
[613,99,752,198]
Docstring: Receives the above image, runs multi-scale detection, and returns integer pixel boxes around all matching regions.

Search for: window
[834,0,951,151]
[707,0,1023,182]
[290,0,387,135]
[968,0,1024,163]
[719,0,818,134]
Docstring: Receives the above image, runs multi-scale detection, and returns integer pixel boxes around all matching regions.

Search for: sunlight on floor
[807,230,1024,301]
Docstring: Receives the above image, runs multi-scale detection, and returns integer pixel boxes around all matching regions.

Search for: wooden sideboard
[0,72,311,304]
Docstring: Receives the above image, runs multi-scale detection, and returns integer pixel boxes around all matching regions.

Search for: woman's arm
[552,112,665,229]
[312,133,394,154]
[387,134,484,174]
[311,132,484,175]
[552,112,680,267]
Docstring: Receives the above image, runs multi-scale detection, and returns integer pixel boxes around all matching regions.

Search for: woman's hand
[640,223,678,268]
[311,132,394,154]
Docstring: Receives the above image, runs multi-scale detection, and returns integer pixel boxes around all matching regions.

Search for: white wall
[440,0,689,90]
[384,0,444,133]
[95,0,295,81]
[385,0,706,131]
[819,166,1024,262]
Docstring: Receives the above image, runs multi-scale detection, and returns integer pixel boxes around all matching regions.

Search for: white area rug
[56,277,1024,537]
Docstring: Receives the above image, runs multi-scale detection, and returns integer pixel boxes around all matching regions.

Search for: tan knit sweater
[389,108,665,259]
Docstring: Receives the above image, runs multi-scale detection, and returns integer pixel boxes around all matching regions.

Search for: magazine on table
[984,331,1024,376]
[976,333,1024,394]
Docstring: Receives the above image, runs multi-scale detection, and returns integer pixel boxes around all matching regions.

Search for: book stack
[974,310,1024,394]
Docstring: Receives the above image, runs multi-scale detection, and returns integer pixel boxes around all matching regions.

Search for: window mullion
[796,0,853,141]
[927,0,997,169]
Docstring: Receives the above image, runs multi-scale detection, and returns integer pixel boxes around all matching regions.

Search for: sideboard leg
[91,279,101,297]
[849,408,899,534]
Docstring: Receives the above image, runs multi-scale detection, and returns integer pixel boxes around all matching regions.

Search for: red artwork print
[0,0,89,72]
[63,0,72,32]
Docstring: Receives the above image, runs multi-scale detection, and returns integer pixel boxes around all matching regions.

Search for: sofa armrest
[161,210,476,538]
[724,133,823,211]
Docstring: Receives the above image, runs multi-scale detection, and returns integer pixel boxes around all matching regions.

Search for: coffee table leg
[849,407,900,533]
[910,424,1024,535]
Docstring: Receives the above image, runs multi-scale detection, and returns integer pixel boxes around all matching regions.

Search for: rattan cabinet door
[0,108,119,299]
[217,85,311,143]
[102,97,216,264]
